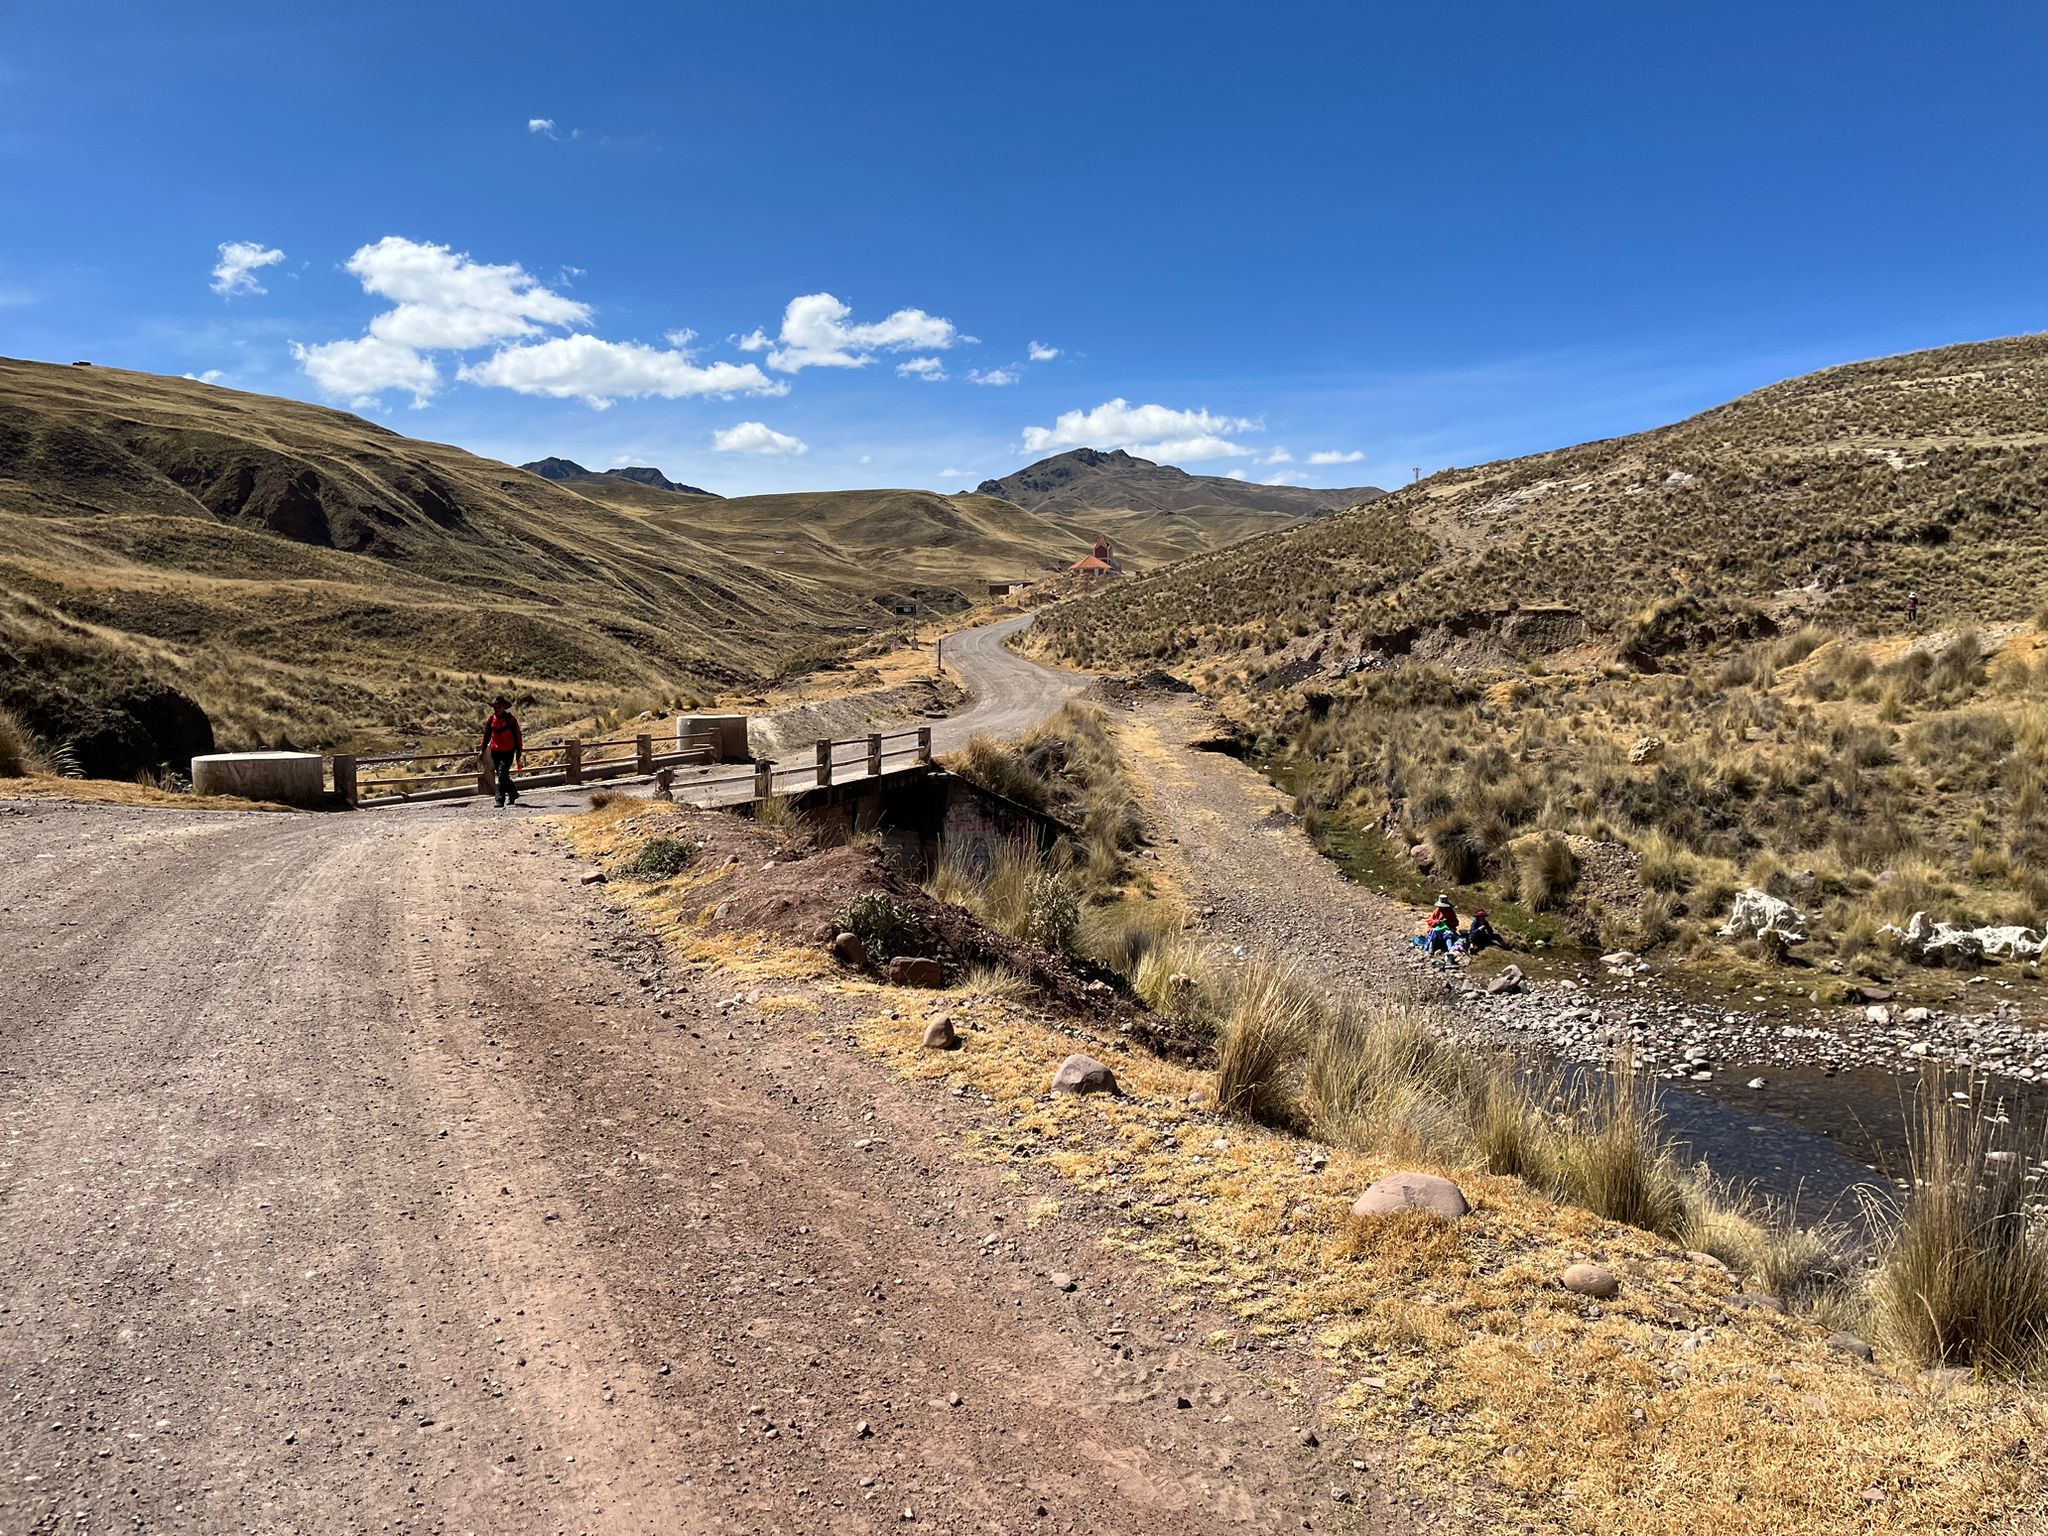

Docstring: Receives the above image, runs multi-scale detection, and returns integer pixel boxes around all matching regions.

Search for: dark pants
[490,749,518,804]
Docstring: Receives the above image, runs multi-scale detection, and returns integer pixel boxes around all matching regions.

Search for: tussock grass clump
[751,793,807,832]
[1215,956,1319,1132]
[1513,832,1580,912]
[1872,1079,2048,1375]
[0,706,51,778]
[1549,1067,1695,1240]
[947,703,1148,884]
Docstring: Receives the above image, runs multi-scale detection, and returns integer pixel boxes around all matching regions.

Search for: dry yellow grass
[577,798,2048,1534]
[841,998,2045,1534]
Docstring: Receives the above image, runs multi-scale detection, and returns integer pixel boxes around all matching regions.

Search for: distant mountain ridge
[521,456,720,498]
[977,447,1383,520]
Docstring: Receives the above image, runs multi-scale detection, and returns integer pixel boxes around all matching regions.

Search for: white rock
[1719,889,1807,945]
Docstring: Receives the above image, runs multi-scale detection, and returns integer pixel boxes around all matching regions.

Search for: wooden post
[331,755,358,805]
[916,726,933,765]
[866,732,882,778]
[815,739,832,787]
[753,759,774,802]
[636,733,654,774]
[565,740,583,784]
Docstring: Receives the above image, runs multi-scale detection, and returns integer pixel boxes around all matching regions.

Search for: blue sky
[4,2,2046,496]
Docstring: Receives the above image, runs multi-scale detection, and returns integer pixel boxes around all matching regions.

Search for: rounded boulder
[1561,1262,1619,1299]
[1350,1171,1469,1222]
[1050,1054,1120,1096]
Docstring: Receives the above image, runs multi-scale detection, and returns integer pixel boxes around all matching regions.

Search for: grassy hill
[562,472,1282,599]
[976,447,1382,520]
[0,358,1276,767]
[1036,336,2048,977]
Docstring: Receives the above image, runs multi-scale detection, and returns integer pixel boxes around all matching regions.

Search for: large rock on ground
[1718,888,1807,945]
[1561,1262,1619,1298]
[1485,965,1525,996]
[1050,1054,1120,1096]
[1350,1171,1469,1222]
[885,956,943,988]
[829,931,870,968]
[922,1016,959,1050]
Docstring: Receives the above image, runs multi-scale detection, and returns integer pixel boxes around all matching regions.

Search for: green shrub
[627,835,697,880]
[1021,870,1080,955]
[842,891,932,959]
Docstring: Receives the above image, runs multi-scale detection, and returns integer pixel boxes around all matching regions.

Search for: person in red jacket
[480,696,524,807]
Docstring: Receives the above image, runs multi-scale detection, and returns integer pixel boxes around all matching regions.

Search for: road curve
[927,614,1091,754]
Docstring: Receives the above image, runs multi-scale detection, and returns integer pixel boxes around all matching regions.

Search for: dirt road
[927,616,1088,754]
[0,789,1374,1533]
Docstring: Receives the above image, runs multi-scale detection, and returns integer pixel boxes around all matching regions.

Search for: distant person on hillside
[481,697,524,807]
[1906,590,1920,625]
[1428,894,1459,932]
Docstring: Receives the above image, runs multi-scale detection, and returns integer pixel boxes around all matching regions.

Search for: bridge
[330,725,936,810]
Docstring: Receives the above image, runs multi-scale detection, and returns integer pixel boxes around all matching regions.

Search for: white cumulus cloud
[458,335,783,408]
[1027,340,1060,362]
[897,356,947,381]
[347,236,590,350]
[969,368,1018,387]
[1265,471,1309,485]
[182,369,226,385]
[742,292,961,372]
[211,241,284,297]
[527,117,558,136]
[1307,449,1366,465]
[712,421,808,456]
[292,336,440,408]
[1021,398,1259,462]
[1259,448,1295,465]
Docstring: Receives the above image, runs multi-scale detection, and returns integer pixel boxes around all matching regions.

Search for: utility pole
[935,634,943,677]
[1412,466,1421,484]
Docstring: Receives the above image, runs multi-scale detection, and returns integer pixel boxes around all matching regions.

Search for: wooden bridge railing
[333,724,932,809]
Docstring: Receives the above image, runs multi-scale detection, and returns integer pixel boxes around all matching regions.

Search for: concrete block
[677,714,749,762]
[191,751,326,805]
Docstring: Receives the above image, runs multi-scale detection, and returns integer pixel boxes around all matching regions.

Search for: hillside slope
[0,359,859,756]
[562,474,1276,596]
[521,456,722,498]
[1036,336,2048,980]
[977,447,1382,519]
[0,360,1285,766]
[1040,336,2048,671]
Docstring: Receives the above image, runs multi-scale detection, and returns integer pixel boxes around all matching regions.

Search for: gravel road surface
[0,782,1377,1533]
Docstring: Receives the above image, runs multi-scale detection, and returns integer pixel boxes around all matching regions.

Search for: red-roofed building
[1070,536,1121,579]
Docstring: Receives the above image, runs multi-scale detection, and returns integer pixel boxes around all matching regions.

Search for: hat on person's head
[491,695,509,709]
[1437,893,1449,903]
